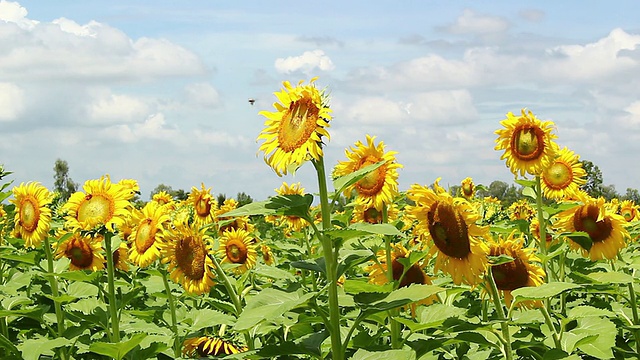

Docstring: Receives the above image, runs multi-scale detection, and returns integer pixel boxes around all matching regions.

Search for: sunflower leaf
[511,282,581,303]
[585,271,634,284]
[515,179,537,188]
[89,333,147,360]
[351,348,416,360]
[521,186,536,199]
[217,200,277,217]
[332,161,386,196]
[563,231,592,251]
[488,254,515,266]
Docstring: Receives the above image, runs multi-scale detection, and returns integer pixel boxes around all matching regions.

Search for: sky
[2,1,640,202]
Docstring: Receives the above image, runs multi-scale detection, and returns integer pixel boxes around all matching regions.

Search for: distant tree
[236,192,253,207]
[581,160,604,198]
[600,184,619,201]
[216,193,227,205]
[53,159,78,202]
[150,184,174,200]
[623,188,640,204]
[449,184,461,197]
[476,180,522,206]
[174,189,189,201]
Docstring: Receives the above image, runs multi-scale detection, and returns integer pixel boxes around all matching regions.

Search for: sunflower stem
[382,204,401,349]
[540,305,562,350]
[43,236,67,348]
[103,232,120,343]
[303,228,318,292]
[161,268,180,357]
[312,158,343,360]
[486,266,514,360]
[534,176,551,282]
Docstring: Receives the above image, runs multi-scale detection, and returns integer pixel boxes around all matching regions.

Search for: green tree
[216,193,227,205]
[476,180,522,206]
[623,188,640,204]
[53,159,78,202]
[581,160,604,198]
[150,183,174,200]
[236,192,253,207]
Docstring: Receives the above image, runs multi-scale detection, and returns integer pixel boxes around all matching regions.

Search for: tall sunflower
[460,177,475,200]
[333,135,402,210]
[406,182,490,285]
[555,195,629,260]
[187,183,218,228]
[540,147,587,200]
[55,232,105,271]
[257,77,332,176]
[62,176,132,232]
[495,109,559,177]
[487,231,545,308]
[217,228,258,274]
[161,222,216,295]
[182,336,247,358]
[128,201,170,268]
[10,182,53,248]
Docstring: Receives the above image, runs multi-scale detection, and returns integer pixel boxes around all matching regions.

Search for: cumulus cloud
[87,91,150,124]
[275,49,335,74]
[0,82,25,121]
[443,9,510,35]
[0,0,38,29]
[193,129,251,148]
[345,97,408,125]
[184,82,221,108]
[103,113,180,143]
[519,9,545,22]
[407,90,478,125]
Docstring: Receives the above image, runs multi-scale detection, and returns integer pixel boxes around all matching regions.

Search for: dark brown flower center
[428,201,471,258]
[511,125,545,161]
[195,196,212,217]
[390,256,426,288]
[175,235,206,280]
[226,239,248,264]
[363,207,382,224]
[278,97,319,152]
[573,204,612,243]
[491,250,529,291]
[620,207,636,222]
[66,238,94,268]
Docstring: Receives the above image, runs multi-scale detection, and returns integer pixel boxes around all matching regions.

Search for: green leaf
[265,194,314,220]
[515,179,537,188]
[234,289,315,331]
[333,161,386,196]
[89,333,147,360]
[567,305,614,319]
[563,231,592,251]
[348,222,404,237]
[67,281,99,298]
[572,317,616,358]
[396,303,466,332]
[586,271,634,284]
[18,336,70,360]
[352,348,416,360]
[488,254,515,266]
[253,264,296,281]
[189,308,236,330]
[217,199,277,217]
[522,186,536,199]
[0,306,49,322]
[0,331,19,357]
[343,279,393,294]
[0,252,37,265]
[511,282,580,303]
[57,270,102,283]
[360,284,442,313]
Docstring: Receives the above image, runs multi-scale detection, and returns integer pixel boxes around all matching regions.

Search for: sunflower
[261,244,274,266]
[406,182,490,285]
[258,77,332,176]
[55,232,105,271]
[116,178,140,201]
[495,108,559,177]
[479,196,505,224]
[128,201,170,268]
[619,200,639,222]
[215,198,254,234]
[182,336,247,358]
[540,147,587,200]
[62,176,132,232]
[217,228,258,274]
[274,182,309,233]
[161,222,216,295]
[487,231,545,308]
[460,177,475,200]
[333,135,402,210]
[530,217,555,246]
[508,199,535,222]
[351,198,399,224]
[111,242,130,271]
[187,183,218,228]
[151,191,176,210]
[10,182,53,248]
[555,195,629,260]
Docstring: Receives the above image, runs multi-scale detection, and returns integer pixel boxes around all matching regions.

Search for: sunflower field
[1,78,640,360]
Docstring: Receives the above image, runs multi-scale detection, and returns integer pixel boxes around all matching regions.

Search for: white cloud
[519,9,545,22]
[52,17,99,37]
[407,90,478,125]
[184,82,221,108]
[0,0,38,29]
[275,49,335,74]
[444,9,510,35]
[0,82,25,121]
[87,91,150,124]
[193,129,251,148]
[344,97,408,125]
[103,113,180,143]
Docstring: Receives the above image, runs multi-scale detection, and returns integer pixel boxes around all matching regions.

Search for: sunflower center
[391,257,426,288]
[491,255,529,291]
[19,197,40,232]
[135,218,156,253]
[511,125,545,161]
[356,156,387,196]
[543,161,573,190]
[573,204,612,243]
[428,201,471,258]
[363,207,382,224]
[66,238,94,268]
[195,196,212,217]
[462,184,474,198]
[226,239,248,264]
[278,97,320,152]
[77,194,114,224]
[621,207,636,222]
[175,236,206,280]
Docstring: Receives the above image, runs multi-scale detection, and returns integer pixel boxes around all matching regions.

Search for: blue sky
[2,1,640,201]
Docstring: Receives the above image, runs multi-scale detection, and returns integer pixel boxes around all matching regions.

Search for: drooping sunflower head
[182,336,247,358]
[10,182,54,248]
[62,176,132,232]
[495,109,559,177]
[187,183,218,227]
[128,201,171,268]
[460,177,475,200]
[487,231,545,308]
[160,222,216,295]
[541,147,587,200]
[508,199,535,222]
[619,200,639,222]
[555,196,629,260]
[258,77,332,176]
[55,232,105,271]
[406,183,490,285]
[217,228,258,274]
[351,198,399,224]
[333,135,403,210]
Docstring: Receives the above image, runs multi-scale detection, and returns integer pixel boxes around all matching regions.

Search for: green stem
[302,228,318,292]
[161,269,180,357]
[312,158,343,360]
[540,305,562,350]
[534,176,550,282]
[382,205,401,349]
[487,267,514,360]
[43,236,66,339]
[104,232,120,343]
[627,281,640,355]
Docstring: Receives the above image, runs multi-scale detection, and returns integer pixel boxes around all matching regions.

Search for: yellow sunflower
[55,232,105,271]
[258,77,332,176]
[215,198,254,234]
[62,176,132,232]
[261,244,274,266]
[151,191,176,210]
[333,135,402,210]
[110,242,130,271]
[10,182,53,248]
[540,147,587,200]
[217,228,258,274]
[555,195,629,260]
[128,201,170,268]
[487,231,545,308]
[274,182,309,233]
[406,182,490,285]
[619,200,639,222]
[351,198,399,224]
[495,108,559,177]
[116,178,140,201]
[530,217,556,246]
[460,177,475,200]
[182,336,247,358]
[508,199,535,221]
[187,183,218,228]
[161,222,216,295]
